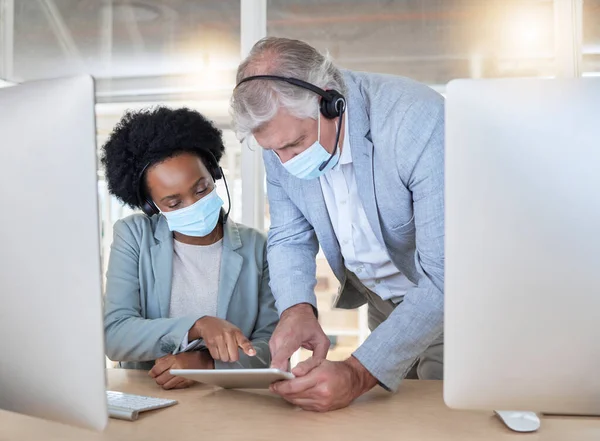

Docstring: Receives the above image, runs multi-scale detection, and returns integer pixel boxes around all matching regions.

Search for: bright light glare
[520,25,542,46]
[500,8,550,55]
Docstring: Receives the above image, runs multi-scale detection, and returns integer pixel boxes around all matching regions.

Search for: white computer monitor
[444,77,600,415]
[0,76,107,430]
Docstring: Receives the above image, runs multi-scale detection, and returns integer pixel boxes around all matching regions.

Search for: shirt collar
[336,106,352,167]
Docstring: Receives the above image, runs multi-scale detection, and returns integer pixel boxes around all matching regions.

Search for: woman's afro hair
[101,106,224,208]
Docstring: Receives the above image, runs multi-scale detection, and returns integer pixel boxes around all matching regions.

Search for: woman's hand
[189,316,256,363]
[149,351,213,390]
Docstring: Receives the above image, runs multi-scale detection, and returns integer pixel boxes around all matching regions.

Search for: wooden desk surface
[1,369,598,441]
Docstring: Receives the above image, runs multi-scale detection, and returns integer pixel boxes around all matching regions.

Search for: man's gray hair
[231,37,346,140]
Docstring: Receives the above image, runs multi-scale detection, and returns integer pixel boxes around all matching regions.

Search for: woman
[101,107,278,390]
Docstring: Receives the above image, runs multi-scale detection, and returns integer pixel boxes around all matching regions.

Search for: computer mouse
[494,410,541,432]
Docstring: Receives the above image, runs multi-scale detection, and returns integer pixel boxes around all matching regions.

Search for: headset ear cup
[200,152,222,181]
[320,90,346,119]
[140,198,158,216]
[319,96,336,119]
[214,166,224,181]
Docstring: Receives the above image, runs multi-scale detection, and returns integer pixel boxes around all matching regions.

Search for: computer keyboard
[106,391,178,421]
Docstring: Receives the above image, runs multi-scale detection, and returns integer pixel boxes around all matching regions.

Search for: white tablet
[169,368,295,389]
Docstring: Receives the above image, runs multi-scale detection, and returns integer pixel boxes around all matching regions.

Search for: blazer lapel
[351,132,385,246]
[216,220,243,319]
[346,76,385,246]
[299,178,345,282]
[150,216,174,318]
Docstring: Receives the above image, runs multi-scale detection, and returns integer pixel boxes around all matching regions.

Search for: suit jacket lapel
[346,76,385,246]
[151,216,174,318]
[217,220,243,319]
[351,132,385,246]
[299,177,345,282]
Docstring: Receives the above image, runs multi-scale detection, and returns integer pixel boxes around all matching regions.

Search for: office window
[266,0,557,361]
[6,1,242,277]
[11,1,240,85]
[583,0,600,75]
[268,0,555,85]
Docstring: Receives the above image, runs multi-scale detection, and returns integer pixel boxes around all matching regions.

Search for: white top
[319,110,416,300]
[169,238,223,351]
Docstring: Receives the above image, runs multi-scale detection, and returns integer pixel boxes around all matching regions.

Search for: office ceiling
[5,0,599,105]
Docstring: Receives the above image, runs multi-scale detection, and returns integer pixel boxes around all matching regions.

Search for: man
[231,37,445,412]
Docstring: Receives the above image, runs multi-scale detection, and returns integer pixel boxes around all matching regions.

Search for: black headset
[235,75,346,171]
[136,150,230,220]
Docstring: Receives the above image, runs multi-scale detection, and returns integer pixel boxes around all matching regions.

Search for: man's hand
[269,303,329,371]
[270,356,378,412]
[189,316,256,363]
[149,351,213,390]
